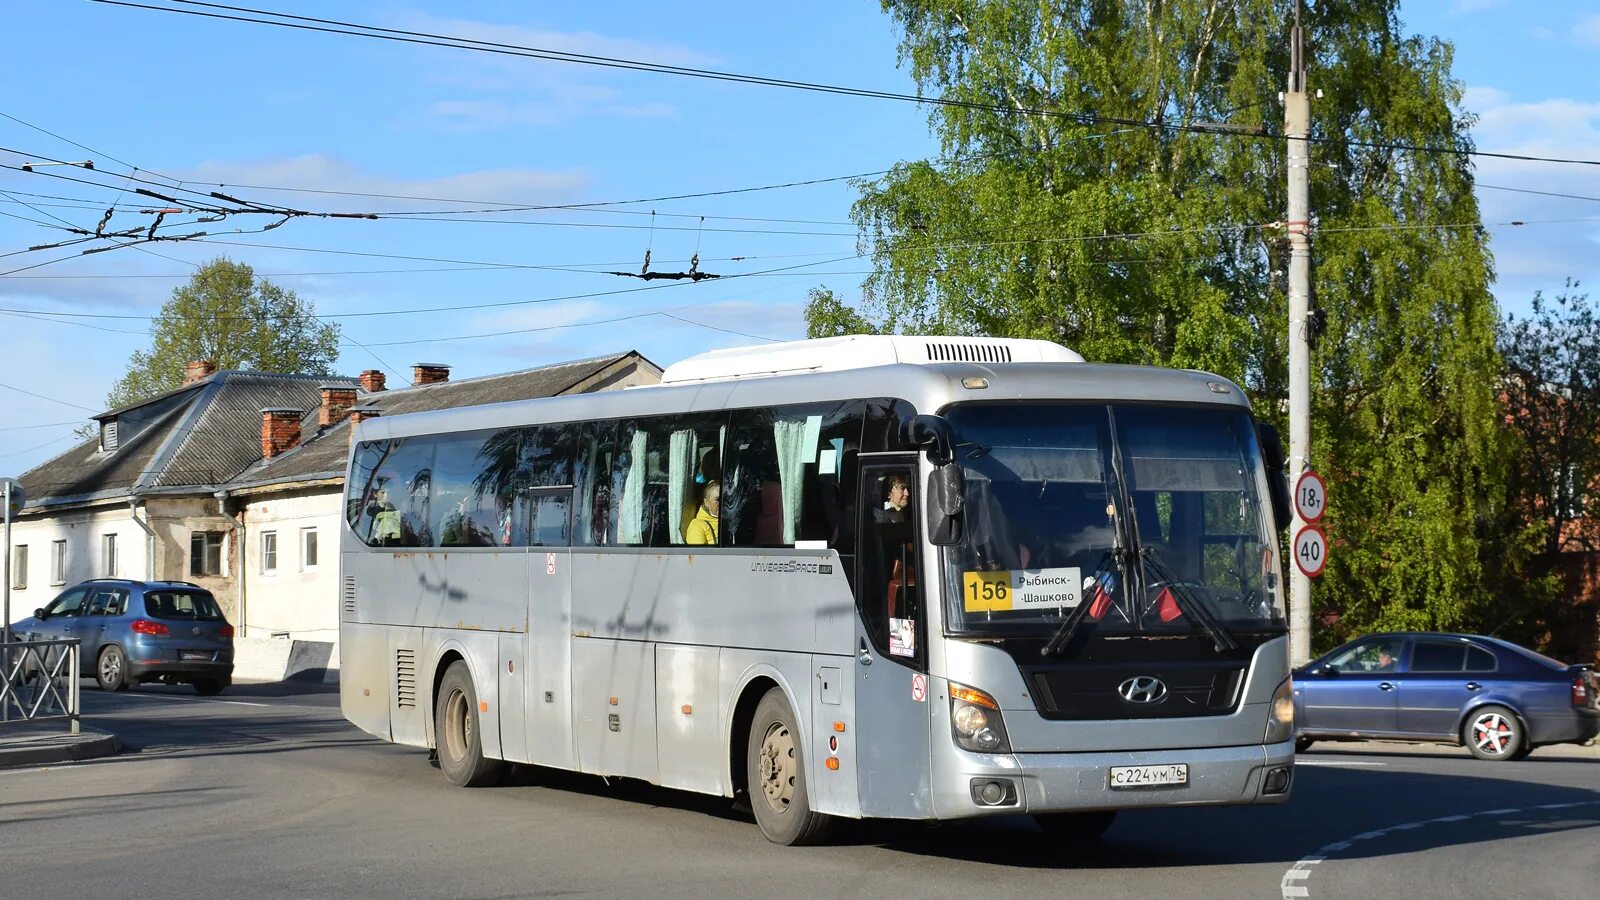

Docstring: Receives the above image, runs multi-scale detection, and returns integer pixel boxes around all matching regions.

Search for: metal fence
[0,639,81,734]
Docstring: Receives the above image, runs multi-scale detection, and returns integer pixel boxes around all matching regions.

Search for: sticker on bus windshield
[963,567,1083,613]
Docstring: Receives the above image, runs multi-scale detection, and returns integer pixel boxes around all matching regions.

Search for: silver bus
[339,335,1296,844]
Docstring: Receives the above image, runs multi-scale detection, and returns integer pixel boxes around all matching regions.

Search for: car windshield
[144,590,225,621]
[942,402,1285,638]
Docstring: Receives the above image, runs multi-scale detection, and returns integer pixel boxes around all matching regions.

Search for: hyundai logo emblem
[1117,675,1168,705]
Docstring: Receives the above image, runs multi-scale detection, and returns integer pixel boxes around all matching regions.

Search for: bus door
[853,460,932,818]
[524,486,576,770]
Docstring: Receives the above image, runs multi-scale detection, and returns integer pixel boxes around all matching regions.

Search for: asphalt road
[1,683,1596,900]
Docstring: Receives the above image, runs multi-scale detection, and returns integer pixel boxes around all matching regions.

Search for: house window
[102,534,118,578]
[261,530,278,574]
[190,531,224,577]
[12,544,26,590]
[51,540,66,585]
[301,527,318,571]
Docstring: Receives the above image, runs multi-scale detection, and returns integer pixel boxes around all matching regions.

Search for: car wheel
[1463,705,1524,761]
[194,679,227,696]
[747,687,834,845]
[1295,737,1315,753]
[434,661,504,787]
[1033,810,1118,840]
[96,645,131,692]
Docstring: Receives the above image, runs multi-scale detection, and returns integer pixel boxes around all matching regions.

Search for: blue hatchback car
[1293,632,1599,760]
[14,578,235,695]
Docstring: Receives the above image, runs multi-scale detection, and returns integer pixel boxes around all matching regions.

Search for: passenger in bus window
[873,473,910,524]
[685,482,720,545]
[368,483,402,546]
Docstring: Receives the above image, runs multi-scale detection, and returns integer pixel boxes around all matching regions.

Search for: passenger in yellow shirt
[685,482,720,545]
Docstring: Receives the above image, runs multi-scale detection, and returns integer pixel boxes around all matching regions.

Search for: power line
[0,420,85,432]
[0,433,80,461]
[90,0,1600,169]
[0,380,101,413]
[1476,183,1600,204]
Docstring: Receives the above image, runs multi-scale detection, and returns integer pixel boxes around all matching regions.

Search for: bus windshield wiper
[1139,546,1238,652]
[1040,547,1122,657]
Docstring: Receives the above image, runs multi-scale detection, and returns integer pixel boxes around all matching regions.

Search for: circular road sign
[1294,470,1327,524]
[1293,525,1328,578]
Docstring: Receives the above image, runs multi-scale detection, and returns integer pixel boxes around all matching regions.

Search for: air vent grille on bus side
[924,341,1013,363]
[395,649,417,708]
[342,576,356,618]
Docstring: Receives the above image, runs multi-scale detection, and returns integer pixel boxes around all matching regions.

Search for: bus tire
[747,687,834,845]
[435,661,505,787]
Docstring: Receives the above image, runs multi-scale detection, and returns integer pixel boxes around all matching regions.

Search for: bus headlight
[1265,677,1295,744]
[950,682,1011,754]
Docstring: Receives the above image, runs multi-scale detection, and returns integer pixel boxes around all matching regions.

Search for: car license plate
[180,651,212,661]
[1109,764,1188,789]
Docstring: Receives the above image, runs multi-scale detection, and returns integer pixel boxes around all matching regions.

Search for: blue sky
[1,1,1597,475]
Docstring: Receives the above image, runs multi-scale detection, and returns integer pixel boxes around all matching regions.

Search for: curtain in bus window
[619,428,649,545]
[773,414,821,545]
[667,428,699,545]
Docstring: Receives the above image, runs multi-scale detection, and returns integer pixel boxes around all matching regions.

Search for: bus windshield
[942,402,1285,639]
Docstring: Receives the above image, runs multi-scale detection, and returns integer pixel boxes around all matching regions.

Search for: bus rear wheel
[435,661,505,787]
[746,687,833,845]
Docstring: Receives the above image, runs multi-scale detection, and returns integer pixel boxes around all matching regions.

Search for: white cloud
[393,14,706,129]
[1575,14,1600,46]
[1460,89,1600,313]
[173,154,590,211]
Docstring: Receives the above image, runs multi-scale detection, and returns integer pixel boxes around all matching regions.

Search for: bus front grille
[1022,662,1245,720]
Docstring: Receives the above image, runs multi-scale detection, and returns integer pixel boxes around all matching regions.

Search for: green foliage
[804,286,881,337]
[845,0,1512,646]
[105,258,342,410]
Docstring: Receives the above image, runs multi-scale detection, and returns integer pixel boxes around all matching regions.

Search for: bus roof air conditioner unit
[658,335,1083,385]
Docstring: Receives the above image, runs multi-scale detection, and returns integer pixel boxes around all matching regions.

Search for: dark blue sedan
[1293,632,1599,760]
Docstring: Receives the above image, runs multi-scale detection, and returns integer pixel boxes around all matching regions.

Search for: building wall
[146,496,238,618]
[7,502,156,621]
[239,487,343,642]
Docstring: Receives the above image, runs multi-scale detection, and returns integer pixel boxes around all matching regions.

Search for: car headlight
[1266,676,1295,744]
[950,682,1011,754]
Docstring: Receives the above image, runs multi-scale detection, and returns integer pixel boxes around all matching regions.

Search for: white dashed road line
[1279,798,1600,899]
[1293,759,1387,767]
[92,692,270,708]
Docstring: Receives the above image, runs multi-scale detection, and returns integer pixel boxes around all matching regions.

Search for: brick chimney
[348,403,382,427]
[318,383,359,428]
[358,369,387,392]
[412,363,450,386]
[183,360,218,385]
[260,408,304,458]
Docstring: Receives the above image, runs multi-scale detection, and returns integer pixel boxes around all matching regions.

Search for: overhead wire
[88,0,1600,169]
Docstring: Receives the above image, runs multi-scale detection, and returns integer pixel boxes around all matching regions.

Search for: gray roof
[19,370,356,510]
[224,352,657,492]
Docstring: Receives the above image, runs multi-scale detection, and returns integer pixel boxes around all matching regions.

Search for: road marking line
[1281,798,1600,900]
[92,692,269,708]
[1294,760,1386,767]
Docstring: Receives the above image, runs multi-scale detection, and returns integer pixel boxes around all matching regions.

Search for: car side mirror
[34,607,46,620]
[1318,665,1338,676]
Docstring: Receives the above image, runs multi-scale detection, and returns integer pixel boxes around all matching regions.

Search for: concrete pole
[3,479,11,646]
[1286,7,1313,667]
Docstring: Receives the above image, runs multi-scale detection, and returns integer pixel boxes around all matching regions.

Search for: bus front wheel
[746,687,834,845]
[435,661,505,787]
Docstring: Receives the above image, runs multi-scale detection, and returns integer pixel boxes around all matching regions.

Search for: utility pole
[1285,1,1314,667]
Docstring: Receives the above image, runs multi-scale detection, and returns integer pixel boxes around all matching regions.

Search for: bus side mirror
[902,414,955,466]
[926,465,964,546]
[1256,422,1292,532]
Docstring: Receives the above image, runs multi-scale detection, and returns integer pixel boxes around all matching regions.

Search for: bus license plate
[1109,764,1188,789]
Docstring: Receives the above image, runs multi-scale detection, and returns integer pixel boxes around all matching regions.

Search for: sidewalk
[0,720,120,770]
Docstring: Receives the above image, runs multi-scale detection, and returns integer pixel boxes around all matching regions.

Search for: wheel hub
[1473,713,1512,755]
[758,722,796,812]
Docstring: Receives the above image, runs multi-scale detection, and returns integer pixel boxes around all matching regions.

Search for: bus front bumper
[947,739,1295,817]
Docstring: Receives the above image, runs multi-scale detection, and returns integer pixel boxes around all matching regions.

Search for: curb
[0,727,121,770]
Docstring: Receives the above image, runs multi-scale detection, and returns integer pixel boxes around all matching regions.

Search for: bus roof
[353,354,1253,442]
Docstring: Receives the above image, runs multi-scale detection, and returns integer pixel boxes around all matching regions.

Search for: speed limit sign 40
[1293,525,1328,578]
